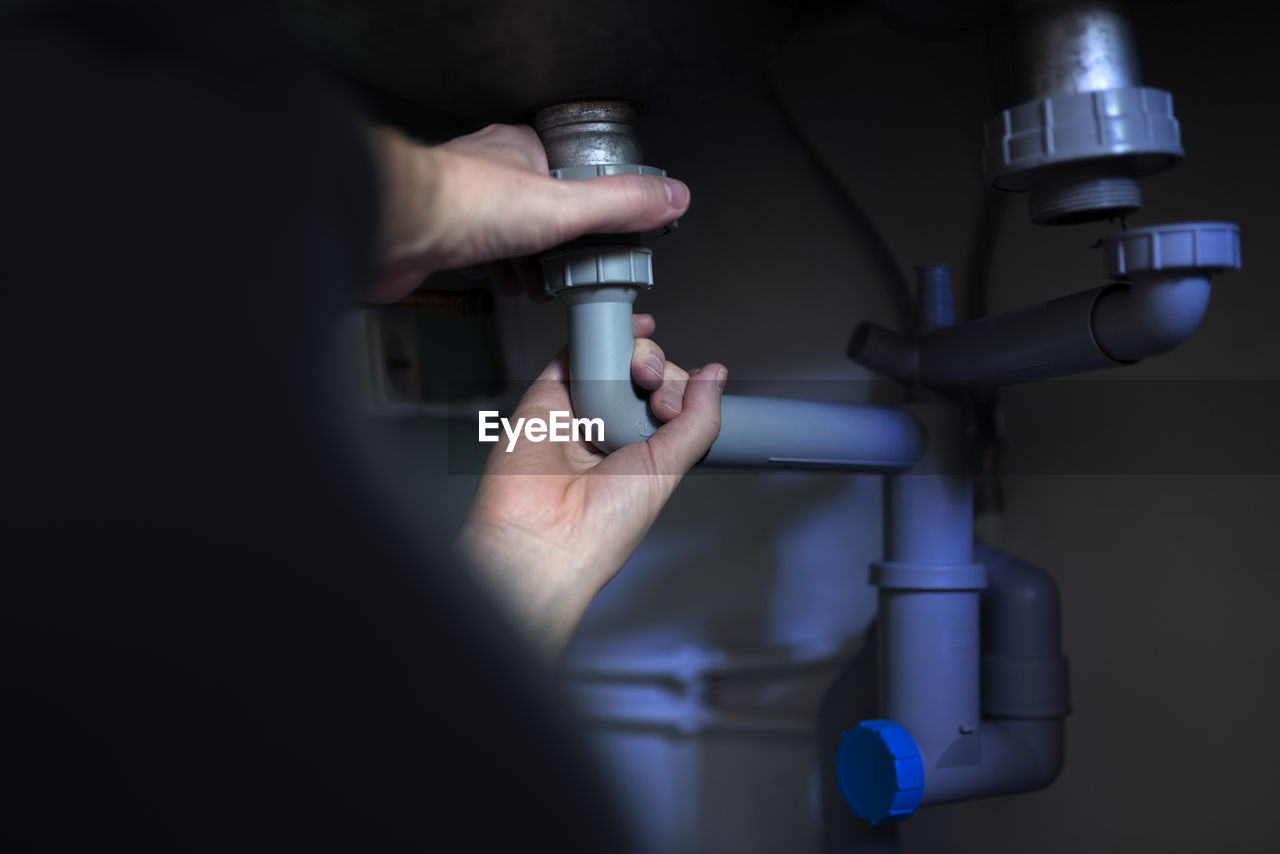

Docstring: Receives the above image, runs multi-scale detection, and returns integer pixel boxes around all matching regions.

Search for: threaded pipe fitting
[532,99,643,171]
[1027,175,1141,225]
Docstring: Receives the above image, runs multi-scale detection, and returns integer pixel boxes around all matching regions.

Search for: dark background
[3,0,1277,852]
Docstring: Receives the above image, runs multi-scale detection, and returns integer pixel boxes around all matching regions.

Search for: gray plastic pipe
[882,576,1067,803]
[1091,274,1211,362]
[850,273,1214,387]
[560,286,926,471]
[978,543,1070,721]
[871,399,1067,809]
[878,556,1067,806]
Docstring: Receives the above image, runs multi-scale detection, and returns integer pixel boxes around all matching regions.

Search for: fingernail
[715,367,728,392]
[654,389,682,416]
[663,178,690,210]
[645,355,664,380]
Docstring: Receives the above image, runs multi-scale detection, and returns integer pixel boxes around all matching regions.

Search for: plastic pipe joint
[848,222,1241,388]
[988,0,1183,224]
[558,284,926,470]
[838,394,1069,822]
[1093,221,1241,361]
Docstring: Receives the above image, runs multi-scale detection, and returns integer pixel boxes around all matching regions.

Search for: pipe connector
[532,99,645,171]
[1094,221,1242,361]
[841,543,1070,821]
[983,86,1183,225]
[541,245,654,297]
[977,543,1070,721]
[560,284,927,469]
[987,1,1182,225]
[848,222,1241,387]
[1102,220,1242,279]
[1028,173,1142,227]
[533,99,676,241]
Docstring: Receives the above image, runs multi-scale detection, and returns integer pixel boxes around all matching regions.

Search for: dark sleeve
[0,1,631,850]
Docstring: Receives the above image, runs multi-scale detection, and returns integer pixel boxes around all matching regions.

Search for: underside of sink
[291,0,807,120]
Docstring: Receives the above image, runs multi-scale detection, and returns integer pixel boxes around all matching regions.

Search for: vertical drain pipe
[876,267,985,801]
[877,397,985,774]
[836,268,1070,824]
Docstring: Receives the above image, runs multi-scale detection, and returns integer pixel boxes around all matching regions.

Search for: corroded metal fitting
[983,86,1183,225]
[534,99,677,295]
[533,100,645,171]
[986,0,1183,225]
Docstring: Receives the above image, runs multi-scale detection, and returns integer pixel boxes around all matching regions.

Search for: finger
[644,363,726,477]
[630,338,666,391]
[513,256,553,303]
[632,313,656,338]
[535,349,568,383]
[550,174,690,243]
[649,361,691,422]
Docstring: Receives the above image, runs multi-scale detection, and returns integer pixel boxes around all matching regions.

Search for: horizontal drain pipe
[561,285,925,472]
[849,222,1240,389]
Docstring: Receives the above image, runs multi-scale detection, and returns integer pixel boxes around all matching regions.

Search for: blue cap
[836,719,924,824]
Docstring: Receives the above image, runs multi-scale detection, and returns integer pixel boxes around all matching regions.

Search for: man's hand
[456,315,726,657]
[372,124,711,656]
[368,124,690,303]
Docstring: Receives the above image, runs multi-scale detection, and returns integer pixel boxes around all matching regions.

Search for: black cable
[963,23,1013,520]
[961,190,1009,321]
[963,21,1014,323]
[762,71,916,332]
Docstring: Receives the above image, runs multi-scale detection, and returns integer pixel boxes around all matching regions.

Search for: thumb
[550,174,690,240]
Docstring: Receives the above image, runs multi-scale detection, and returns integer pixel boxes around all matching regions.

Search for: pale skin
[368,123,727,657]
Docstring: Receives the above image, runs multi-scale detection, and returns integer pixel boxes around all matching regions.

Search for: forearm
[366,125,443,301]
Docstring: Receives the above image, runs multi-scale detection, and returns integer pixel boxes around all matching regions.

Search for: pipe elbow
[1091,275,1212,362]
[977,544,1070,720]
[561,286,660,454]
[848,322,918,382]
[1000,719,1066,793]
[977,544,1061,654]
[917,720,1065,806]
[567,379,655,453]
[563,288,925,471]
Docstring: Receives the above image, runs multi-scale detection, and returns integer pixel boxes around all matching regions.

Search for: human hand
[455,314,726,657]
[368,124,690,303]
